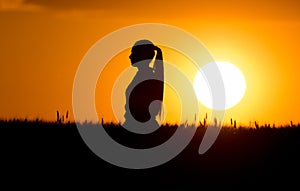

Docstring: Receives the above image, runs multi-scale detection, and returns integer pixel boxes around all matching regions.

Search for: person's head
[129,39,155,67]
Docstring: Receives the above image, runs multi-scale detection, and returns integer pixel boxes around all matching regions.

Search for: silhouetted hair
[130,40,155,65]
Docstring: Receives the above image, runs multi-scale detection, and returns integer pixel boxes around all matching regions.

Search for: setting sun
[194,61,246,110]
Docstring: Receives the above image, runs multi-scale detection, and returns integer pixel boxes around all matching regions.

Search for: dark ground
[0,120,299,189]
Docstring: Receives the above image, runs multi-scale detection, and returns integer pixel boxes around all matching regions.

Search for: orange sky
[1,0,300,126]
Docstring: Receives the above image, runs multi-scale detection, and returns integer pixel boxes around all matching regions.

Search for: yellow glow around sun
[193,61,246,110]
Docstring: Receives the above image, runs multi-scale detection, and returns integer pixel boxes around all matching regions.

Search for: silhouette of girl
[124,40,164,127]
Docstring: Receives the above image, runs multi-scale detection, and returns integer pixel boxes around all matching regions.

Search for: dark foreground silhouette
[0,120,299,188]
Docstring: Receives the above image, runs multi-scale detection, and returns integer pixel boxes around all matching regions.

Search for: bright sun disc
[193,61,246,110]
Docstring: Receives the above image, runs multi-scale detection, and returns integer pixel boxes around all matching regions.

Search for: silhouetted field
[0,119,299,188]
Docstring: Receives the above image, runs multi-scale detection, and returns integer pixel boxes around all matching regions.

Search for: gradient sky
[1,0,300,126]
